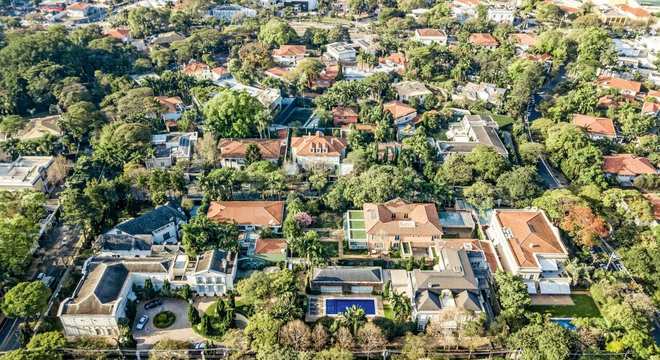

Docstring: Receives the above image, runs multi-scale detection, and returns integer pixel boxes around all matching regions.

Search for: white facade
[292,153,342,170]
[209,5,257,21]
[0,156,54,193]
[487,7,515,24]
[326,42,357,63]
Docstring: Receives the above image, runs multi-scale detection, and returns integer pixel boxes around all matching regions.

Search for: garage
[351,286,373,294]
[320,286,342,293]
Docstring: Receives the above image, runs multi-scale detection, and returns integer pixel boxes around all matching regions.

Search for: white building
[486,209,571,295]
[59,251,238,336]
[290,132,348,170]
[0,156,54,193]
[208,4,257,21]
[260,0,318,11]
[104,202,187,245]
[392,81,433,103]
[414,29,448,45]
[487,7,515,24]
[326,42,357,63]
[146,132,198,169]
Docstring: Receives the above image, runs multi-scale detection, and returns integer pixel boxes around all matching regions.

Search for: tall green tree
[181,216,240,256]
[203,89,269,138]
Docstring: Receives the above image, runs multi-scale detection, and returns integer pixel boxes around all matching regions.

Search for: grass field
[530,294,601,318]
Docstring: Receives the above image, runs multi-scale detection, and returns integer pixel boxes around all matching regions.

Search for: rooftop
[207,201,285,227]
[113,201,187,236]
[602,154,656,176]
[312,266,383,284]
[572,114,616,137]
[363,198,443,237]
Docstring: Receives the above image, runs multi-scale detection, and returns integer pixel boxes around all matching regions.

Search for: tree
[311,323,329,351]
[464,181,496,213]
[493,272,530,320]
[203,89,269,138]
[288,58,325,90]
[258,19,297,47]
[435,153,474,186]
[496,166,542,207]
[465,145,508,182]
[335,326,355,350]
[245,143,263,166]
[508,321,574,360]
[25,331,66,359]
[278,320,312,351]
[127,7,168,38]
[188,304,201,325]
[315,347,354,360]
[150,339,191,360]
[518,142,544,165]
[1,282,51,326]
[59,101,104,145]
[199,167,236,201]
[288,230,326,266]
[399,333,433,360]
[535,3,562,24]
[244,313,282,353]
[341,305,366,335]
[93,122,152,168]
[0,216,40,279]
[196,133,218,166]
[390,291,412,322]
[0,115,25,136]
[181,216,240,256]
[616,103,657,139]
[560,205,608,247]
[357,322,386,356]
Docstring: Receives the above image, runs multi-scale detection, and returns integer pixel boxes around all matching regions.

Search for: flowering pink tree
[294,212,313,227]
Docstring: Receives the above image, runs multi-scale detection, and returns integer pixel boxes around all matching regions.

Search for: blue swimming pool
[325,298,376,315]
[552,318,576,331]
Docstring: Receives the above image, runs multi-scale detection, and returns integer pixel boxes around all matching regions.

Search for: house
[207,201,285,233]
[0,115,63,142]
[596,75,642,97]
[414,29,448,45]
[442,114,508,156]
[150,32,186,48]
[326,42,357,63]
[272,45,306,66]
[571,114,617,140]
[105,28,132,43]
[454,82,506,107]
[105,202,187,245]
[264,67,290,81]
[218,139,284,168]
[345,198,443,255]
[469,33,499,48]
[0,156,54,193]
[451,0,479,22]
[332,107,359,126]
[310,266,383,293]
[251,238,287,261]
[353,37,380,55]
[602,154,657,186]
[156,96,185,124]
[378,52,406,74]
[392,81,433,103]
[510,33,537,52]
[642,91,660,117]
[487,7,515,24]
[146,132,197,169]
[291,132,348,170]
[182,61,211,80]
[260,0,318,11]
[95,234,154,258]
[66,2,94,18]
[208,4,257,21]
[39,0,66,13]
[313,65,340,88]
[616,4,652,24]
[439,210,475,238]
[213,79,282,111]
[59,251,237,336]
[486,209,570,295]
[384,101,417,126]
[409,248,484,330]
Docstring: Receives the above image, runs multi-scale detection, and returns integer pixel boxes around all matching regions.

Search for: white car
[136,315,149,330]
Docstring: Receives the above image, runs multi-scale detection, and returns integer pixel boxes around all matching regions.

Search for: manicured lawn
[350,230,366,239]
[349,220,365,228]
[530,294,601,318]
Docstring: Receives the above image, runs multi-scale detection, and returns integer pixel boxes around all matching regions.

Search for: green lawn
[350,230,366,239]
[349,220,365,228]
[530,294,601,318]
[477,112,514,128]
[348,210,364,220]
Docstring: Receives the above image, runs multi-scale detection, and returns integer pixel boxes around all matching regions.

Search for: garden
[189,298,235,340]
[153,311,176,329]
[529,294,601,318]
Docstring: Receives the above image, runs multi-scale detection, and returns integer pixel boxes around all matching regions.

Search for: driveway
[133,298,205,349]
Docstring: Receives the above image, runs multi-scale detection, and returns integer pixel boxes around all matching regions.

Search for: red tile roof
[602,154,656,176]
[291,132,347,157]
[218,139,284,160]
[643,194,660,220]
[155,96,183,113]
[596,76,642,94]
[572,114,616,137]
[208,201,285,227]
[642,101,660,114]
[255,238,287,255]
[182,61,210,76]
[272,45,306,57]
[469,33,498,47]
[617,4,650,18]
[416,28,446,38]
[511,33,537,47]
[384,101,416,119]
[105,28,130,40]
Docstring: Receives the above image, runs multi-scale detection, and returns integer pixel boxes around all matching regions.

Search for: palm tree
[390,291,412,322]
[341,305,366,335]
[565,258,594,286]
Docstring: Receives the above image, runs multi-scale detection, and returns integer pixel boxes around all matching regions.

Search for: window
[163,232,171,240]
[394,235,400,241]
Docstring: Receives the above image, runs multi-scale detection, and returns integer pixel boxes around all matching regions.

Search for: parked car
[144,299,162,310]
[136,315,149,330]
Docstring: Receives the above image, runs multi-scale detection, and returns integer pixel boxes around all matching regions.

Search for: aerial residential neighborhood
[0,0,659,358]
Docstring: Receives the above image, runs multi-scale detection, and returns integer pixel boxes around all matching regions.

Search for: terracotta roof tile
[596,76,642,94]
[617,4,650,18]
[572,114,616,137]
[363,198,443,237]
[218,139,284,160]
[291,132,347,157]
[182,61,210,76]
[511,33,537,47]
[207,201,285,227]
[469,33,498,47]
[384,101,416,119]
[272,45,306,57]
[416,28,446,38]
[602,154,656,176]
[155,96,183,113]
[255,238,287,254]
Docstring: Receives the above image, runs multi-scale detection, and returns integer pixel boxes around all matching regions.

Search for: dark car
[144,299,162,310]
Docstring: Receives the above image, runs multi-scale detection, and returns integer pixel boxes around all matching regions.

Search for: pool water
[552,318,576,331]
[325,298,376,315]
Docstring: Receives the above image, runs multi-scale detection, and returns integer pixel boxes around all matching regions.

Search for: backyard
[530,294,601,318]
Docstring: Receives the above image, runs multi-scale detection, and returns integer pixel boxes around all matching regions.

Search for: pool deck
[305,294,384,322]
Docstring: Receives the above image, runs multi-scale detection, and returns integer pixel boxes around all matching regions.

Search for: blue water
[552,319,576,331]
[325,298,376,315]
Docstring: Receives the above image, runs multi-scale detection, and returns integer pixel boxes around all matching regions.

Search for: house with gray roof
[104,201,187,245]
[440,114,508,157]
[95,234,153,258]
[59,249,238,337]
[311,266,383,294]
[408,248,486,330]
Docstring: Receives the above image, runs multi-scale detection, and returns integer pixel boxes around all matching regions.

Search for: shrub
[153,311,176,329]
